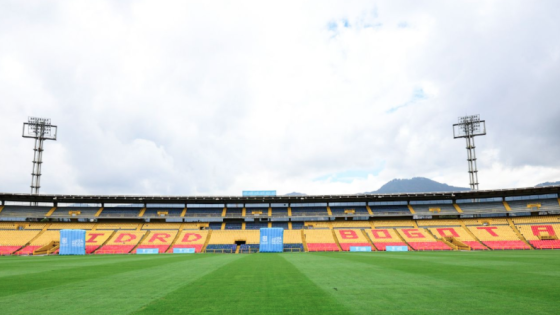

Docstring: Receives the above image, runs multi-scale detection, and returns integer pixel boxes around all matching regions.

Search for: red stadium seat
[482,241,530,250]
[529,240,560,249]
[15,246,40,255]
[408,242,452,251]
[95,245,135,254]
[462,241,488,250]
[86,245,100,254]
[307,243,340,252]
[0,246,21,255]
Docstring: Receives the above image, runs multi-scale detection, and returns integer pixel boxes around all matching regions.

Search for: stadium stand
[334,229,373,251]
[304,230,339,251]
[507,198,560,213]
[364,229,409,251]
[330,206,370,216]
[458,202,507,214]
[18,230,60,255]
[186,207,223,217]
[467,225,530,250]
[136,230,178,253]
[209,222,223,230]
[271,207,288,217]
[245,208,269,218]
[84,231,113,253]
[48,223,96,230]
[271,222,289,229]
[283,230,304,252]
[239,244,259,253]
[169,230,209,253]
[369,205,410,215]
[331,221,371,228]
[0,230,39,255]
[49,207,100,218]
[0,206,52,218]
[141,223,182,230]
[209,230,260,245]
[98,207,141,218]
[0,191,558,255]
[412,204,459,215]
[96,223,139,230]
[373,220,415,228]
[96,231,146,254]
[0,222,46,230]
[205,244,236,253]
[395,228,452,251]
[291,222,304,229]
[143,208,184,218]
[291,207,329,217]
[512,215,560,224]
[427,226,487,250]
[416,219,462,227]
[225,208,243,218]
[244,221,269,230]
[225,222,243,230]
[516,224,560,249]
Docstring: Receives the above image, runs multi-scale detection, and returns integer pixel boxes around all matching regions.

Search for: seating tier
[209,230,259,244]
[529,240,560,249]
[307,243,339,252]
[482,241,530,250]
[0,246,21,255]
[408,242,451,251]
[96,245,136,254]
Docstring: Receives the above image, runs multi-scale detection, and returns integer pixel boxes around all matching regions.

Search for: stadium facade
[0,185,559,255]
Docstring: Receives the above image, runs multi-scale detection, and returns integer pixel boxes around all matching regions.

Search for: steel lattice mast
[453,115,486,190]
[22,117,58,195]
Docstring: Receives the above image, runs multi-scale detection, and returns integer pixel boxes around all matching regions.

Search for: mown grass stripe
[284,251,560,314]
[0,254,174,278]
[0,254,236,315]
[132,253,353,315]
[0,254,209,298]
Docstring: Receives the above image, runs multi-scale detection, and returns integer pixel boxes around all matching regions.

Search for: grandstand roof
[1,185,558,205]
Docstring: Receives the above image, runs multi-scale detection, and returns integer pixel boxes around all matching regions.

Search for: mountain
[284,192,307,196]
[536,181,560,187]
[366,177,470,194]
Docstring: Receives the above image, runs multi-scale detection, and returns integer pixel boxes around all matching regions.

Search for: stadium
[2,1,560,314]
[1,185,560,314]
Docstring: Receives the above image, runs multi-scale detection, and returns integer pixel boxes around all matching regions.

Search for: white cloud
[0,0,559,196]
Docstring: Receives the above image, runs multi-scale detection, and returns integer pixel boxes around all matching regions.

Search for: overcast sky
[1,1,559,196]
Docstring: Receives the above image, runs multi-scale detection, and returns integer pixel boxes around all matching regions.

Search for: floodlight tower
[453,115,486,190]
[22,117,58,195]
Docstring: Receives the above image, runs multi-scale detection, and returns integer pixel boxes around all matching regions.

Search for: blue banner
[137,248,159,254]
[386,246,408,252]
[59,230,86,255]
[349,246,372,252]
[259,228,283,252]
[173,248,195,254]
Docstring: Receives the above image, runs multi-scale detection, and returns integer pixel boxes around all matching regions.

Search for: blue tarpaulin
[137,248,159,254]
[259,228,283,253]
[173,248,195,254]
[386,246,408,252]
[349,246,372,252]
[59,230,86,255]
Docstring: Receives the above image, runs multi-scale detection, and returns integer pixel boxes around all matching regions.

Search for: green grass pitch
[1,251,559,314]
